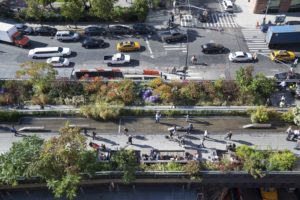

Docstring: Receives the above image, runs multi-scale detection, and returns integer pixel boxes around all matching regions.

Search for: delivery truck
[266,25,300,49]
[0,22,30,47]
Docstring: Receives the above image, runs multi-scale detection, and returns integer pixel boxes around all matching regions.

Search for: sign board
[275,15,286,24]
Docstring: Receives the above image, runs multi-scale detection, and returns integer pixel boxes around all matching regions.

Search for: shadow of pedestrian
[208,137,227,144]
[133,135,148,140]
[184,135,200,140]
[188,119,211,125]
[15,133,29,137]
[159,122,178,126]
[232,140,253,146]
[100,137,119,146]
[131,144,154,148]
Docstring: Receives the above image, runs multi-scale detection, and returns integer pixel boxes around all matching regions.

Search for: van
[28,47,71,58]
[222,0,234,12]
[55,31,80,41]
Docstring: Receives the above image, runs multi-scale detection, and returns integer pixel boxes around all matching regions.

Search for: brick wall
[279,0,292,12]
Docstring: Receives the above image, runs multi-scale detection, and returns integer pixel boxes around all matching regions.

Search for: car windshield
[58,47,63,52]
[59,57,64,62]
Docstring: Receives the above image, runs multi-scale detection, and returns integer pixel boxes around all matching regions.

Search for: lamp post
[263,0,271,25]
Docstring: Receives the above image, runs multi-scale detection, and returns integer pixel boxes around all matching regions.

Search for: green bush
[250,106,270,123]
[281,109,294,123]
[267,151,297,171]
[0,111,21,122]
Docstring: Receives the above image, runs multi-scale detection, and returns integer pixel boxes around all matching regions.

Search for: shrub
[281,109,294,123]
[267,151,297,171]
[80,101,123,120]
[250,106,269,123]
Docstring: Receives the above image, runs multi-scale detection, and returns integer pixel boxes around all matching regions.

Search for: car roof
[50,57,61,61]
[33,47,61,52]
[235,51,245,56]
[56,31,71,34]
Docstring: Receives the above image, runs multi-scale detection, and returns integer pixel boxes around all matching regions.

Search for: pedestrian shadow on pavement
[0,126,12,131]
[159,122,177,127]
[134,135,148,140]
[188,119,211,125]
[206,137,227,144]
[232,139,253,146]
[98,137,119,146]
[15,133,29,137]
[131,144,154,149]
[184,135,200,140]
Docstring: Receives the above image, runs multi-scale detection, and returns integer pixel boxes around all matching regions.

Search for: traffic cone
[256,21,259,28]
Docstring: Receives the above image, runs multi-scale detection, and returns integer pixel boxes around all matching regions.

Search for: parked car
[28,47,71,58]
[117,41,140,52]
[82,37,105,49]
[132,23,155,35]
[201,42,225,53]
[222,0,234,12]
[228,51,253,62]
[15,24,34,35]
[270,50,296,62]
[108,25,132,35]
[55,31,80,41]
[34,26,57,36]
[46,57,70,67]
[84,26,107,36]
[104,53,130,66]
[285,21,300,25]
[160,29,187,43]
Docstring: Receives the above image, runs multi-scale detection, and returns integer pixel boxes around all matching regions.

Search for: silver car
[55,31,80,41]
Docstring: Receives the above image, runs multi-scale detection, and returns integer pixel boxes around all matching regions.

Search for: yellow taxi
[117,41,140,52]
[270,50,296,62]
[260,188,278,200]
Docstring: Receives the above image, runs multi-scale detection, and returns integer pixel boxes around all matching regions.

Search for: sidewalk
[234,0,300,28]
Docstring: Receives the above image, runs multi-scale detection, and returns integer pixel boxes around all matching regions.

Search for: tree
[250,73,276,104]
[0,136,43,186]
[16,61,57,106]
[38,0,56,9]
[34,124,88,199]
[90,0,116,20]
[235,65,254,89]
[293,106,300,126]
[179,82,200,105]
[25,0,43,21]
[132,0,148,21]
[61,0,85,27]
[111,149,138,184]
[268,151,297,171]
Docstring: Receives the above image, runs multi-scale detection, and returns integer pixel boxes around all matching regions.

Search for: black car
[82,37,105,49]
[132,23,155,35]
[108,25,132,35]
[201,43,225,53]
[285,21,300,25]
[34,26,57,36]
[84,26,107,36]
[15,24,34,35]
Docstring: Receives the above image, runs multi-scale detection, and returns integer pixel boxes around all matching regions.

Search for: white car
[222,0,234,12]
[228,51,253,62]
[28,47,71,58]
[46,57,70,67]
[55,31,80,41]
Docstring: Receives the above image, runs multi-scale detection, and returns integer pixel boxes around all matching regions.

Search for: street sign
[275,15,286,24]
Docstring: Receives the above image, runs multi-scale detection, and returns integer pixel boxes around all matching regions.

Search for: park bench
[242,123,272,129]
[18,126,45,132]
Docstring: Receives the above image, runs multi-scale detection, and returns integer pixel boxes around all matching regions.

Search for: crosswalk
[201,13,239,28]
[241,28,271,56]
[163,43,187,53]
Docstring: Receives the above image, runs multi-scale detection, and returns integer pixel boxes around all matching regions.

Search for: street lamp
[263,0,271,25]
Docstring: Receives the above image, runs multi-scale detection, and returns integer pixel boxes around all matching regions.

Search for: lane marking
[145,38,154,58]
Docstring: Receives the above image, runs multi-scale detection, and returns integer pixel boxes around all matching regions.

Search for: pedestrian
[281,95,286,102]
[83,128,88,136]
[171,12,174,22]
[252,52,257,62]
[92,131,96,140]
[127,135,133,145]
[265,98,271,107]
[155,111,161,123]
[203,129,208,138]
[191,55,197,64]
[279,81,286,91]
[224,130,232,140]
[200,137,205,148]
[123,127,129,135]
[11,125,18,137]
[279,100,286,108]
[187,123,193,134]
[186,113,189,122]
[172,125,177,135]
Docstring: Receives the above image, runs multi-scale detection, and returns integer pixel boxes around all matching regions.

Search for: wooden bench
[18,126,45,132]
[243,123,272,129]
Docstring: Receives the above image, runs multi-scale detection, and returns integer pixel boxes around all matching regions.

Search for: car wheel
[204,50,208,54]
[219,49,223,53]
[85,45,89,49]
[166,39,171,43]
[32,56,36,59]
[183,36,187,40]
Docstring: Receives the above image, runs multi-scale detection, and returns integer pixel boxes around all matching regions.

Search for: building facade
[252,0,300,13]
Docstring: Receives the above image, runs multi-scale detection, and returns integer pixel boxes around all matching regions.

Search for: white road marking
[145,38,154,58]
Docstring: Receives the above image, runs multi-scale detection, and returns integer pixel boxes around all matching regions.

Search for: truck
[103,53,131,66]
[0,22,30,47]
[266,25,300,49]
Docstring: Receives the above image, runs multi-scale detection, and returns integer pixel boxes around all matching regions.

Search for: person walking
[127,135,133,145]
[200,137,205,148]
[187,123,193,134]
[155,111,161,123]
[191,55,197,64]
[92,131,96,140]
[11,125,18,137]
[83,128,88,136]
[203,129,208,139]
[224,130,233,140]
[185,113,189,122]
[123,127,129,136]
